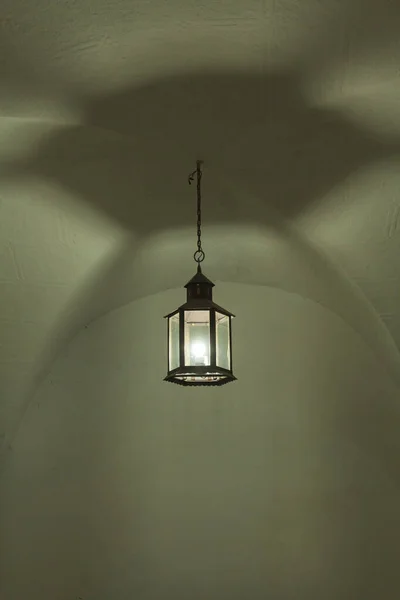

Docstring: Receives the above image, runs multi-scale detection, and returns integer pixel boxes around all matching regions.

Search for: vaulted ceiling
[1,0,400,453]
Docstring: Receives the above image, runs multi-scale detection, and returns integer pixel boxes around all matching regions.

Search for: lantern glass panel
[216,312,230,370]
[184,310,210,367]
[168,312,180,371]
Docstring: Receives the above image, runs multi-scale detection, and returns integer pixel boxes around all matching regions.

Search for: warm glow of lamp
[192,341,206,361]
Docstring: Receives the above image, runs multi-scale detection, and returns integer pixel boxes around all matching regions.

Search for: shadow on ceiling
[5,68,400,234]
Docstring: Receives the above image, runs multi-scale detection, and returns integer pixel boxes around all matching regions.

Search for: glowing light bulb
[192,341,206,358]
[191,340,208,366]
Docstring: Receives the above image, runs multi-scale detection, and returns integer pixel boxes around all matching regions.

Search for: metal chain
[188,160,205,266]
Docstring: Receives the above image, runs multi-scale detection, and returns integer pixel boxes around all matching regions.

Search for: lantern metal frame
[163,160,237,387]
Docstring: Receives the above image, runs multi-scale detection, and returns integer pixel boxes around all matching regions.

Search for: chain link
[188,161,205,265]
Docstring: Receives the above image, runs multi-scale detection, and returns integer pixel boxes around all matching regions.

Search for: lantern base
[164,366,237,387]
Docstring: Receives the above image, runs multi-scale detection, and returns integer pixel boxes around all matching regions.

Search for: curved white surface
[6,215,400,457]
[1,285,400,599]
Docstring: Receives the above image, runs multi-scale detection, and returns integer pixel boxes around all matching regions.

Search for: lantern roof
[184,268,214,289]
[164,266,235,319]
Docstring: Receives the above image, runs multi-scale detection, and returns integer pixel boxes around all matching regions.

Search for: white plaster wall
[1,283,400,600]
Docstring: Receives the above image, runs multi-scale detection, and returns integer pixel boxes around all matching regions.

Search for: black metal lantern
[164,161,237,386]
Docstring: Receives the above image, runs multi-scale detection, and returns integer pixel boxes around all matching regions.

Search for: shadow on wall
[8,215,400,469]
[2,66,400,466]
[5,68,400,233]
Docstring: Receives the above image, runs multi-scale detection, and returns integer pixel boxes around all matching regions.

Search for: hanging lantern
[164,160,236,386]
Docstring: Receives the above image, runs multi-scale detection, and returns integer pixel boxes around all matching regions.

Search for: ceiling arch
[4,213,399,464]
[2,0,400,461]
